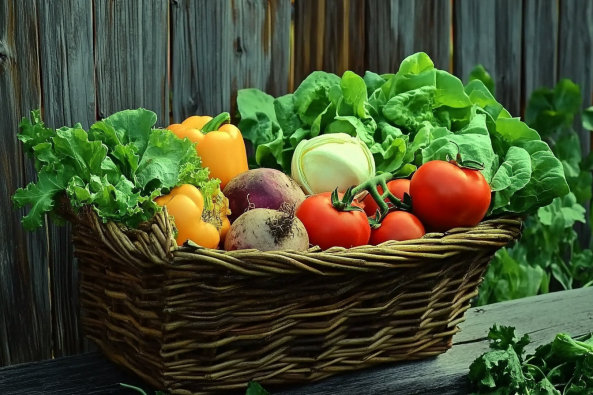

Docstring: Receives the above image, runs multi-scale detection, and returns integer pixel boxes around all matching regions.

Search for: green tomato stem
[202,112,230,133]
[332,173,412,224]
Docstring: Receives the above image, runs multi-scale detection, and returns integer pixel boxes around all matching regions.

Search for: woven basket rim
[61,195,523,277]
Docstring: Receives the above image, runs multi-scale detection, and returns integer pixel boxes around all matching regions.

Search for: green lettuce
[237,52,569,216]
[13,109,219,230]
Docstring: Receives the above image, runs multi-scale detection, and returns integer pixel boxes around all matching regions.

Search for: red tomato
[369,211,425,245]
[409,160,491,232]
[296,192,371,250]
[362,179,410,217]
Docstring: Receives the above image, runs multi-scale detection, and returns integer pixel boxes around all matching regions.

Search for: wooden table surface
[0,287,591,395]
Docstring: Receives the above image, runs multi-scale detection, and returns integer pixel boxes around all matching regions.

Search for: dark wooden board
[95,0,169,125]
[366,0,451,74]
[0,0,51,367]
[1,288,591,395]
[36,0,96,358]
[293,0,366,87]
[453,0,523,117]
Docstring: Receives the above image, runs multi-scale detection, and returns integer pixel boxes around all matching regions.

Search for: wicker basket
[62,198,522,395]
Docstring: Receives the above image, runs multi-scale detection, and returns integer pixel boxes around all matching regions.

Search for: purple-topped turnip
[223,168,306,223]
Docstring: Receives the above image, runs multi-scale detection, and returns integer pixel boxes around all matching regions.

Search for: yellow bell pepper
[155,184,220,249]
[167,112,249,189]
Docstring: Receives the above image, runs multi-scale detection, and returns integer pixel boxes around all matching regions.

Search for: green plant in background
[471,66,593,306]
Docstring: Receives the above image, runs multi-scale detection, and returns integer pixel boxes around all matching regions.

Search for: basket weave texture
[63,199,522,395]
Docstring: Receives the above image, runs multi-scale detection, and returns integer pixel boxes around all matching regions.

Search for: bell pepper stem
[202,112,231,133]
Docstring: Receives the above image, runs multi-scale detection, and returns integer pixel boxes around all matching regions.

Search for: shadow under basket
[65,203,522,395]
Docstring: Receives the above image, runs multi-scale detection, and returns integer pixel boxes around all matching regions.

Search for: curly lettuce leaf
[489,147,532,213]
[13,108,215,230]
[12,165,76,230]
[293,71,341,126]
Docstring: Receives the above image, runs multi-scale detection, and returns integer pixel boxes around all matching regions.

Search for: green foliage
[476,76,593,306]
[237,52,568,217]
[468,64,495,96]
[469,325,593,394]
[12,109,219,230]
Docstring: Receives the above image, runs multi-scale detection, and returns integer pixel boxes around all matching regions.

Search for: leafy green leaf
[341,70,369,119]
[382,85,437,133]
[504,141,569,214]
[293,71,341,126]
[17,110,56,156]
[489,147,532,213]
[582,106,593,130]
[101,108,157,157]
[468,64,495,96]
[254,114,285,170]
[422,111,497,182]
[53,127,107,181]
[435,70,473,108]
[525,79,581,139]
[274,93,302,136]
[245,382,269,395]
[135,129,199,192]
[363,71,386,97]
[12,165,75,230]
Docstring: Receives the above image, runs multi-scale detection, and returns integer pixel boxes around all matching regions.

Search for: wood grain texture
[95,0,169,125]
[558,0,593,248]
[523,0,558,104]
[36,0,96,358]
[1,288,591,394]
[0,0,51,366]
[232,0,291,99]
[293,0,365,87]
[453,0,523,116]
[171,0,233,120]
[366,0,451,74]
[171,0,291,122]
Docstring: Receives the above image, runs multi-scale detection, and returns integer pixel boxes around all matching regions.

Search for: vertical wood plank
[558,0,593,247]
[95,0,169,126]
[453,0,523,117]
[558,0,593,157]
[172,0,291,122]
[232,0,291,99]
[171,0,232,120]
[0,0,51,366]
[37,0,96,357]
[523,0,558,102]
[293,0,365,87]
[366,0,451,74]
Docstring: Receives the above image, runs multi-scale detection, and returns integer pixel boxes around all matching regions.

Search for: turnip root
[223,168,306,223]
[224,205,309,252]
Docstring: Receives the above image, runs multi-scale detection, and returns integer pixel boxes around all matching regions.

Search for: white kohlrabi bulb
[291,133,376,195]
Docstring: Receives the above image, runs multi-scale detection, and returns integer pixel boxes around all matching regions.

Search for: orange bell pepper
[155,184,220,249]
[167,112,249,189]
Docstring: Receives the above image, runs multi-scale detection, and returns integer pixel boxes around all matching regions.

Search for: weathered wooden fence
[1,0,592,368]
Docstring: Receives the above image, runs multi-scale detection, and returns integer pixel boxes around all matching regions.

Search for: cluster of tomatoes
[295,160,492,250]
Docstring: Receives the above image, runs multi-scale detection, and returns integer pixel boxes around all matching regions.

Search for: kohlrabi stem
[202,112,230,133]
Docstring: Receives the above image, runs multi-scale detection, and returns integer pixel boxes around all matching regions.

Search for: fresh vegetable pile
[238,52,569,218]
[469,325,593,394]
[12,52,571,254]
